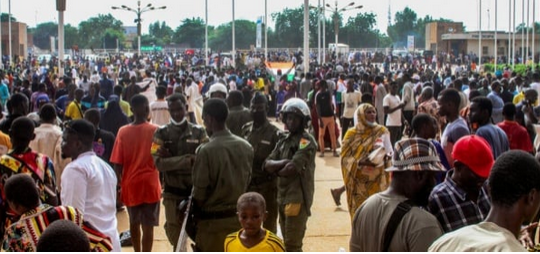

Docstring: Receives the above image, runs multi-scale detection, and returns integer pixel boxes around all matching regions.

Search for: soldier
[192,98,254,252]
[227,90,252,137]
[264,98,317,251]
[151,93,207,251]
[241,93,280,233]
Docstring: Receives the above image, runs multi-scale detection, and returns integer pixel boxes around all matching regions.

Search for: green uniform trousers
[163,196,184,250]
[279,203,309,252]
[195,216,240,252]
[248,181,278,234]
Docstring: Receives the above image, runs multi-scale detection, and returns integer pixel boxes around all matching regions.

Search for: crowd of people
[0,47,538,252]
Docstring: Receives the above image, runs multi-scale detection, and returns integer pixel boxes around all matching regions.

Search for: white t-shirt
[229,80,237,91]
[383,94,402,126]
[61,152,121,252]
[150,100,170,126]
[185,83,201,113]
[429,222,525,252]
[402,81,415,111]
[90,74,100,84]
[342,91,362,119]
[137,77,157,103]
[78,80,91,93]
[531,82,540,96]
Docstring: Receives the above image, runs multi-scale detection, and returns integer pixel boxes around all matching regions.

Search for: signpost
[407,36,415,52]
[256,16,262,49]
[140,46,162,51]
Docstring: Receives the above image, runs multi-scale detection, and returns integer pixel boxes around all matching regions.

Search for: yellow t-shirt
[65,101,83,120]
[0,131,11,155]
[105,100,133,117]
[513,91,539,106]
[224,229,285,252]
[255,78,265,91]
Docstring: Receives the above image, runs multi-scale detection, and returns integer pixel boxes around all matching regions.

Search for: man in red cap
[430,150,540,251]
[428,135,494,233]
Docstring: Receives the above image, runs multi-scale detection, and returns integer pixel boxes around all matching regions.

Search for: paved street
[117,121,352,252]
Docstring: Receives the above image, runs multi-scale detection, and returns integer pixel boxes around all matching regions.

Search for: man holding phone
[151,93,208,251]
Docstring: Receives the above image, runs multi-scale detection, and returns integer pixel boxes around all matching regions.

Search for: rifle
[175,195,192,252]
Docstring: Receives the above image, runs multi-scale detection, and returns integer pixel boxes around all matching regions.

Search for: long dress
[341,104,391,219]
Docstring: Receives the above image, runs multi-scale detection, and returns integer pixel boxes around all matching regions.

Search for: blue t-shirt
[441,117,470,148]
[35,94,50,110]
[475,124,510,159]
[55,95,72,111]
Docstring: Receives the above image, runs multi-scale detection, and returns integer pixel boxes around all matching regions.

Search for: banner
[256,16,263,48]
[407,36,415,52]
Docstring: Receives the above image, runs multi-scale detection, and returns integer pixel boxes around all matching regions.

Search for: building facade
[425,22,465,53]
[0,21,28,58]
[440,32,540,61]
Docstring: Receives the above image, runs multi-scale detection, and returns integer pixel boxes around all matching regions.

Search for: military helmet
[281,98,311,127]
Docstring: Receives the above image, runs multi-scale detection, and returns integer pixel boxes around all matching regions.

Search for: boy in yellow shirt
[65,89,84,120]
[224,192,285,252]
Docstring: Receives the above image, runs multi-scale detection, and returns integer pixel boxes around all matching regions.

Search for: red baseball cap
[452,135,494,178]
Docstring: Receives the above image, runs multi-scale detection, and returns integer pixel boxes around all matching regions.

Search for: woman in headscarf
[100,96,129,136]
[333,103,393,219]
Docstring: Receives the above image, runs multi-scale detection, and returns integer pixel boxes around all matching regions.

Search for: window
[482,46,488,55]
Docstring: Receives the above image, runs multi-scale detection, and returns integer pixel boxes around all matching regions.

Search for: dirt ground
[117,121,351,252]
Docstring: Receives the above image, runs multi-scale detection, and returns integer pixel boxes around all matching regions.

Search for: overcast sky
[5,0,538,35]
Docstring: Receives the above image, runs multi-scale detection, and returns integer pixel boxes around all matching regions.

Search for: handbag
[368,146,387,167]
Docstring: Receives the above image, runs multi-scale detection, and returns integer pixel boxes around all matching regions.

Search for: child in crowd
[224,192,285,252]
[149,86,169,126]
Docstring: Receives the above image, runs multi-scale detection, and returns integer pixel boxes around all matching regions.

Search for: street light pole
[265,0,268,60]
[513,0,516,68]
[526,0,529,62]
[57,0,66,76]
[317,0,321,64]
[205,0,208,66]
[232,0,236,68]
[322,0,326,63]
[111,1,166,56]
[508,0,512,65]
[0,1,3,69]
[304,0,309,74]
[495,0,497,72]
[533,0,536,70]
[478,0,482,67]
[8,0,12,68]
[325,1,362,54]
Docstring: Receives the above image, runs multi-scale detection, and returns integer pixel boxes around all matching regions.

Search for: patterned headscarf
[353,103,377,132]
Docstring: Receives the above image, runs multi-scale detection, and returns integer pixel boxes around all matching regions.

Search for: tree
[103,28,125,49]
[209,20,256,51]
[0,13,16,22]
[149,21,174,45]
[78,14,123,48]
[173,18,207,48]
[342,12,379,48]
[64,24,80,51]
[31,22,58,50]
[387,7,417,47]
[516,22,540,34]
[271,7,306,47]
[387,7,453,49]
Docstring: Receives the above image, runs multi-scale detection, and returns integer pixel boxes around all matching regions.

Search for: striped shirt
[2,204,113,252]
[428,170,491,233]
